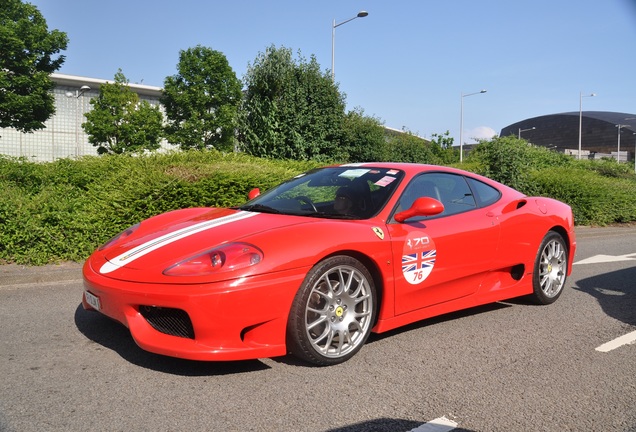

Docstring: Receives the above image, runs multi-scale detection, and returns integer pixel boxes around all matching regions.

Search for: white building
[0,73,166,162]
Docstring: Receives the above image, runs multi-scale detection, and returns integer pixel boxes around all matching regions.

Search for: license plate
[84,291,101,311]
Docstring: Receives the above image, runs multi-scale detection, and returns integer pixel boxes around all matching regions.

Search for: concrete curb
[0,262,83,287]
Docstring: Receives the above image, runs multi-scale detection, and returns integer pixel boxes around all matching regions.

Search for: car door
[387,172,501,315]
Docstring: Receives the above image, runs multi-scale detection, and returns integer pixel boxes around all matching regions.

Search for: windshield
[239,166,404,219]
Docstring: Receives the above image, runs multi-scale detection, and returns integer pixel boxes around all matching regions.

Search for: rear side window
[466,177,501,207]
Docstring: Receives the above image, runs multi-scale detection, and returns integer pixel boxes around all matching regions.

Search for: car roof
[341,162,473,177]
[340,162,523,196]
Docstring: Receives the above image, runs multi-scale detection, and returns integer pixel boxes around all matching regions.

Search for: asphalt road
[0,226,635,432]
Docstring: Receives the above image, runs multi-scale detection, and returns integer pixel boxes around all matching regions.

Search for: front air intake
[139,306,195,339]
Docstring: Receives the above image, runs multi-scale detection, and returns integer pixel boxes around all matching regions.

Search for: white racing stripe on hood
[99,211,258,274]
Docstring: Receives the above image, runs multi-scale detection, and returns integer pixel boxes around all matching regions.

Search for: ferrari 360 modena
[82,163,576,365]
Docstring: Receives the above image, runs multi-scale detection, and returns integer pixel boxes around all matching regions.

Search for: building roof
[51,73,163,97]
[499,111,636,159]
[501,111,636,136]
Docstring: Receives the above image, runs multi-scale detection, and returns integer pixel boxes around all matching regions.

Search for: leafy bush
[528,167,636,226]
[340,108,387,163]
[380,130,458,165]
[467,135,574,193]
[0,151,317,264]
[466,137,636,225]
[576,158,635,179]
[0,147,634,265]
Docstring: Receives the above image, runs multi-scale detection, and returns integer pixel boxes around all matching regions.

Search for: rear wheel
[530,231,568,304]
[287,256,376,366]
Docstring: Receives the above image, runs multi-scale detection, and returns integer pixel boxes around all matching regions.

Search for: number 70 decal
[402,232,436,285]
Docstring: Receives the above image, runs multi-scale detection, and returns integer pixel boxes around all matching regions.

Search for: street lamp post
[578,92,596,159]
[633,132,636,174]
[331,11,368,81]
[624,118,636,170]
[518,127,536,139]
[459,89,486,162]
[615,124,631,163]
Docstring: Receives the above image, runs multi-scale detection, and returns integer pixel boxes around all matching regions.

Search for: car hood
[91,207,336,283]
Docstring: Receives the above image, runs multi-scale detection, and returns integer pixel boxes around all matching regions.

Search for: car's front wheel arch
[286,254,379,366]
[328,251,384,321]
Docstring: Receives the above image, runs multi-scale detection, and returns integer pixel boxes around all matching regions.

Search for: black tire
[287,255,376,366]
[529,231,568,305]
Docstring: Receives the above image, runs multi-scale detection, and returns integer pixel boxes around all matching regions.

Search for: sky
[29,0,636,145]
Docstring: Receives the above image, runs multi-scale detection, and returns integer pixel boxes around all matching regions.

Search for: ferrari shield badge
[372,227,384,240]
[402,231,436,285]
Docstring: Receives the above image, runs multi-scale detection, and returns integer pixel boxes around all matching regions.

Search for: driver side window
[399,173,477,219]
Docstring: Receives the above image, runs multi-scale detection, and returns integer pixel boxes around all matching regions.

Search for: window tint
[466,177,501,207]
[397,172,477,220]
[243,166,404,219]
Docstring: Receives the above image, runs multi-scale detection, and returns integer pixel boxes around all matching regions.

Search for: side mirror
[395,197,444,223]
[248,188,261,200]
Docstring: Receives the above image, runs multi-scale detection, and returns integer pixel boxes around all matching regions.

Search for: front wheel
[287,256,376,366]
[530,231,568,305]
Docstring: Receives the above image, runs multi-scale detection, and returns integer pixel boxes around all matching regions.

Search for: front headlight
[163,242,263,277]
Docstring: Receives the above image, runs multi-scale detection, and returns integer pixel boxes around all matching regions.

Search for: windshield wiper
[239,204,281,214]
[310,212,358,220]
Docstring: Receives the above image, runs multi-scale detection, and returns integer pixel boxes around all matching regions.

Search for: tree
[0,0,68,133]
[82,70,163,154]
[429,130,458,164]
[238,45,346,161]
[384,130,434,163]
[161,46,242,151]
[467,135,533,190]
[380,130,459,165]
[468,135,574,192]
[341,107,386,162]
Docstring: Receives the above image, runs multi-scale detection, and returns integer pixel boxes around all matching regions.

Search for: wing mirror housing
[395,197,444,223]
[248,188,261,200]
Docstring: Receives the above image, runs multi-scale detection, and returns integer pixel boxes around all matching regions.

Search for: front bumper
[82,260,308,361]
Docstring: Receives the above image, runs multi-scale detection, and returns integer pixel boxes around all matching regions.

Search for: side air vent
[502,199,527,214]
[510,264,525,281]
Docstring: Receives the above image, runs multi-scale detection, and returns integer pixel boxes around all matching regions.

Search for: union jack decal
[402,250,437,273]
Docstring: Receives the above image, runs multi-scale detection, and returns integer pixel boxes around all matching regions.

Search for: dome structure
[500,111,636,161]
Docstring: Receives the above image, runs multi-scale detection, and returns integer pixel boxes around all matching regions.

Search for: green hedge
[465,137,636,226]
[0,151,318,264]
[0,148,634,265]
[528,167,636,226]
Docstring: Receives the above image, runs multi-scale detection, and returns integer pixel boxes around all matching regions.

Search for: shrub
[576,158,635,179]
[0,149,634,264]
[529,167,636,225]
[467,136,573,193]
[0,151,317,264]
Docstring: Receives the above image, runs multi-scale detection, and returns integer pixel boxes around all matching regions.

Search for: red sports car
[82,163,576,365]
